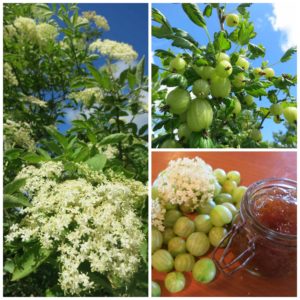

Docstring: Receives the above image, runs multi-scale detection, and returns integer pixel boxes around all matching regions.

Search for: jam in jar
[213,178,297,278]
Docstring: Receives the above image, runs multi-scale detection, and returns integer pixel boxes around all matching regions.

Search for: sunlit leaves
[280,46,297,63]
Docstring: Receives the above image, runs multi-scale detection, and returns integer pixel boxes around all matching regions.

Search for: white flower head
[89,39,138,63]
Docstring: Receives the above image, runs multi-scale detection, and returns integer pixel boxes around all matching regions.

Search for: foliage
[3,3,148,296]
[152,3,297,148]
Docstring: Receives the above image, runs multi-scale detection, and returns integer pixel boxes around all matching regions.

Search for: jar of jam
[212,178,297,278]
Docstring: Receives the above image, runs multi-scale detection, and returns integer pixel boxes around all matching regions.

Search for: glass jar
[212,178,297,278]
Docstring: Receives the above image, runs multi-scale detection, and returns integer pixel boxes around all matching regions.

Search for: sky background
[57,3,148,132]
[152,3,297,142]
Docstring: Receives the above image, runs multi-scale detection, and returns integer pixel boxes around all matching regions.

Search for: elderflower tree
[4,3,148,297]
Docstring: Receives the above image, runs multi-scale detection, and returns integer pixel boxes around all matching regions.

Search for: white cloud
[268,2,299,52]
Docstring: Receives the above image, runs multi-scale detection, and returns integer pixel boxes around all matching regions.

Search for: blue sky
[56,3,148,132]
[152,3,297,142]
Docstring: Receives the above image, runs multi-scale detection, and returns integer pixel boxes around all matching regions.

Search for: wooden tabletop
[152,151,297,297]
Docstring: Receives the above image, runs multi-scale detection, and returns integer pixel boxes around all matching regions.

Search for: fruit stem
[259,111,271,129]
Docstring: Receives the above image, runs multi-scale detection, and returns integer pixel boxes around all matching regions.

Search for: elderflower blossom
[13,17,37,40]
[3,25,17,39]
[152,199,166,232]
[4,63,18,86]
[36,23,58,45]
[156,157,216,211]
[82,11,110,31]
[6,162,146,295]
[69,87,104,107]
[4,119,35,151]
[21,95,47,108]
[89,39,138,63]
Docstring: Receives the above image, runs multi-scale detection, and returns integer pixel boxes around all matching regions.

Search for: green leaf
[171,36,196,51]
[280,46,297,63]
[248,43,265,59]
[152,8,172,32]
[140,240,148,264]
[4,260,15,274]
[155,49,175,59]
[45,127,68,148]
[172,28,199,46]
[4,149,23,160]
[87,64,102,84]
[22,153,48,164]
[85,154,107,171]
[237,3,252,15]
[36,148,51,160]
[203,4,212,17]
[182,3,206,29]
[245,82,267,96]
[12,246,51,281]
[135,56,145,86]
[139,124,148,135]
[238,21,256,45]
[214,31,231,51]
[127,72,136,89]
[4,178,26,195]
[161,74,188,88]
[152,24,173,39]
[99,133,128,145]
[4,194,31,208]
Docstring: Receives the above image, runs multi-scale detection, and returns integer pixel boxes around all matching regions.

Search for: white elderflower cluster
[98,144,119,159]
[69,87,104,107]
[6,162,146,295]
[21,95,47,108]
[13,17,37,40]
[4,63,18,86]
[7,17,57,46]
[89,39,138,63]
[4,119,35,151]
[36,23,58,45]
[152,199,166,232]
[82,11,110,31]
[156,157,216,211]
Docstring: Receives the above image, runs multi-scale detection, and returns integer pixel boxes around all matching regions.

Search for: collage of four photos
[2,1,298,298]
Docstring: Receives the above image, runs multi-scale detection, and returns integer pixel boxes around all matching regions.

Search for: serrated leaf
[280,46,297,63]
[12,246,51,281]
[99,133,128,145]
[214,31,231,51]
[85,154,107,171]
[155,49,175,59]
[4,194,31,208]
[248,43,265,59]
[152,24,173,39]
[182,3,206,28]
[237,3,251,15]
[22,153,48,164]
[171,37,196,51]
[152,8,172,31]
[172,27,199,46]
[45,127,68,148]
[161,74,188,88]
[135,56,145,86]
[4,178,26,195]
[203,4,212,17]
[238,21,256,45]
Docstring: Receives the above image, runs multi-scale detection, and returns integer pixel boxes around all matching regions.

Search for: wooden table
[152,151,297,297]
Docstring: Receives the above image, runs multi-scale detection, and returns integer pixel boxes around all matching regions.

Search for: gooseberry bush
[152,3,297,148]
[3,3,148,296]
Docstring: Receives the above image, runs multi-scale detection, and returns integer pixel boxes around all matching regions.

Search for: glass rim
[241,177,297,243]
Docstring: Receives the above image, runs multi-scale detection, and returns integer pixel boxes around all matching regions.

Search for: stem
[115,107,123,160]
[217,7,225,31]
[259,111,270,129]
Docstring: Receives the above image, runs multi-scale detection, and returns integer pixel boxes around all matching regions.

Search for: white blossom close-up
[89,39,138,63]
[155,157,216,211]
[6,162,147,295]
[68,87,104,107]
[151,199,166,232]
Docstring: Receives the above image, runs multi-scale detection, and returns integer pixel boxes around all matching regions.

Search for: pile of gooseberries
[152,166,247,295]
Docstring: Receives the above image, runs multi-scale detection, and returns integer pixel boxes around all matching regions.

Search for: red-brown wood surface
[152,151,297,297]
